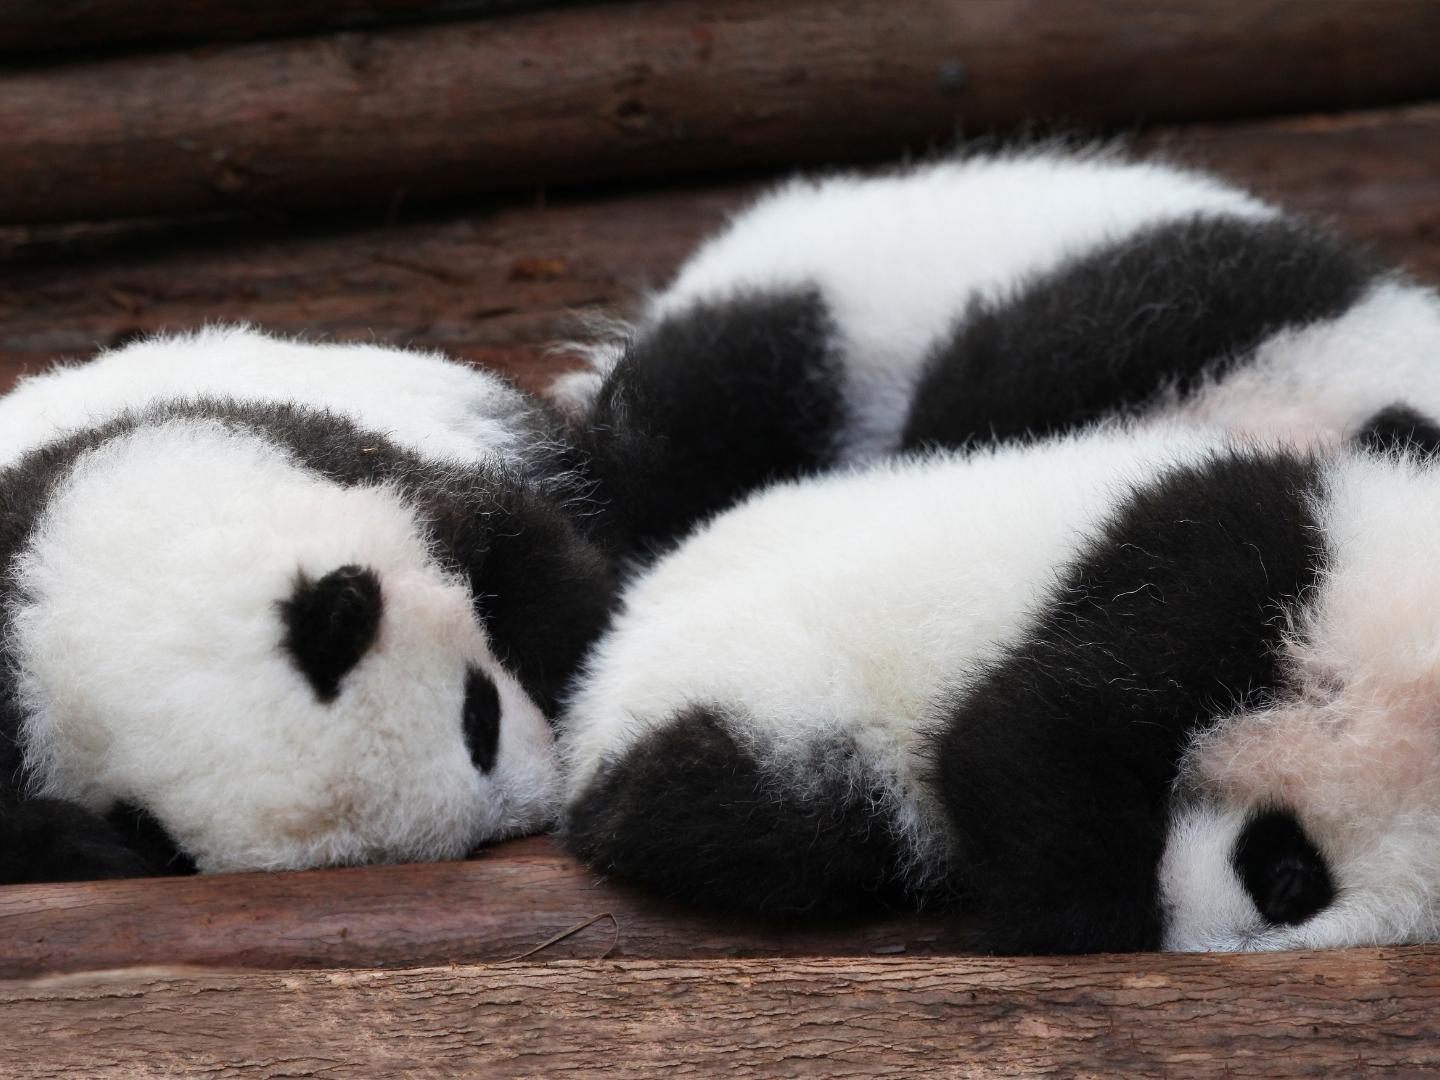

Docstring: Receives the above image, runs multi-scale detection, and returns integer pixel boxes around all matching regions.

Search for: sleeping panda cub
[0,331,612,882]
[559,426,1440,954]
[560,147,1440,555]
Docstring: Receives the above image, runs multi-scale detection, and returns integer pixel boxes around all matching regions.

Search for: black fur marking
[934,451,1325,953]
[563,707,915,917]
[448,486,616,719]
[1233,808,1335,926]
[578,288,847,556]
[462,667,502,774]
[0,796,164,884]
[279,565,384,703]
[105,802,197,876]
[903,215,1378,449]
[1355,404,1440,457]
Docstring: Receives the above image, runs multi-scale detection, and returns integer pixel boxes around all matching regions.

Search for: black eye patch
[1355,403,1440,457]
[1233,808,1336,926]
[279,565,384,702]
[462,667,502,774]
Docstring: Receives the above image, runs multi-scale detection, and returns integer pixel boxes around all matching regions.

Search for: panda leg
[563,706,922,918]
[0,796,175,885]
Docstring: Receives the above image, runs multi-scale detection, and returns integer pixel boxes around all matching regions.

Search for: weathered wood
[4,0,1440,224]
[3,949,1439,1076]
[0,836,973,979]
[0,0,597,57]
[1,103,1435,400]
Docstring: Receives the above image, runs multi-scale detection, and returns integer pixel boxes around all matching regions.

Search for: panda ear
[1232,808,1336,926]
[279,565,383,702]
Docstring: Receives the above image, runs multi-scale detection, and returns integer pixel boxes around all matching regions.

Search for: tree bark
[0,837,974,979]
[2,0,1438,224]
[2,949,1439,1077]
[0,1,599,57]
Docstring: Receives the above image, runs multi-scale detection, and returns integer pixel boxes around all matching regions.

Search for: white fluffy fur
[557,150,1277,456]
[0,325,543,473]
[9,419,558,872]
[1161,450,1440,951]
[561,423,1226,878]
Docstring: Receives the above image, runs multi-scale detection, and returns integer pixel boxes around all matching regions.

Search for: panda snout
[279,564,384,702]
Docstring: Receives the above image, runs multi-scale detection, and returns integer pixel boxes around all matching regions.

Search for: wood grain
[4,0,1439,224]
[1,103,1436,399]
[3,948,1439,1077]
[0,836,973,979]
[0,0,598,57]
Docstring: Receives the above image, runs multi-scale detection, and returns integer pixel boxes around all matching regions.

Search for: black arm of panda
[0,795,179,885]
[934,452,1325,953]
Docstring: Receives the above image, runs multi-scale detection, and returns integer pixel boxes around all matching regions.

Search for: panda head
[1159,692,1440,951]
[10,417,559,873]
[1160,453,1440,950]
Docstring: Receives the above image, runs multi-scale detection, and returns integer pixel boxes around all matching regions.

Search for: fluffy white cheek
[1159,803,1271,952]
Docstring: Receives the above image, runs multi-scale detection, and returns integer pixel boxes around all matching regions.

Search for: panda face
[9,418,559,873]
[1161,452,1440,951]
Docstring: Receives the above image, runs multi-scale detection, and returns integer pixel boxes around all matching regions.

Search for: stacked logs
[2,0,1439,224]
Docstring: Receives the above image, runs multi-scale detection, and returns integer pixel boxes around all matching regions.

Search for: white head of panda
[6,410,567,873]
[1160,450,1440,951]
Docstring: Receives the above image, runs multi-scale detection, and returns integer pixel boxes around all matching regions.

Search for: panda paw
[0,797,177,885]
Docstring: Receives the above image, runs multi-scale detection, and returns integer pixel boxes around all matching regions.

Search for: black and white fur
[558,147,1440,556]
[0,329,612,882]
[556,149,1440,953]
[560,425,1440,953]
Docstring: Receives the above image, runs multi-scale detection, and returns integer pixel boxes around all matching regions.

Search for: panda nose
[279,565,384,701]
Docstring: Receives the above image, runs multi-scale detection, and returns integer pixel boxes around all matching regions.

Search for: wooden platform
[5,1,1440,1073]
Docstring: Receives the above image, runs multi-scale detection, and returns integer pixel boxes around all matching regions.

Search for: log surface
[0,837,973,979]
[3,948,1439,1077]
[1,103,1437,400]
[0,0,598,57]
[3,0,1439,224]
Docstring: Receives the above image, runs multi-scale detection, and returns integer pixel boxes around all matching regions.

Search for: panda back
[0,326,549,475]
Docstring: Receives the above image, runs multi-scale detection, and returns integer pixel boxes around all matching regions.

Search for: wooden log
[0,103,1435,401]
[0,836,973,979]
[0,1,596,57]
[3,0,1440,225]
[3,948,1440,1076]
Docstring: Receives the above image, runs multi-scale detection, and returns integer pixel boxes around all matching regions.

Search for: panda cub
[0,330,612,882]
[560,425,1440,954]
[562,147,1440,555]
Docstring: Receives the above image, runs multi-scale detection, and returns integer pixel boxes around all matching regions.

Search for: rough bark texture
[0,0,597,57]
[0,837,973,979]
[2,949,1439,1077]
[0,103,1436,401]
[3,0,1439,224]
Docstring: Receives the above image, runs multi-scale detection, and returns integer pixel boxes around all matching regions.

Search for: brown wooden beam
[3,948,1440,1076]
[3,0,1439,225]
[0,837,972,979]
[0,0,597,59]
[1,103,1435,401]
